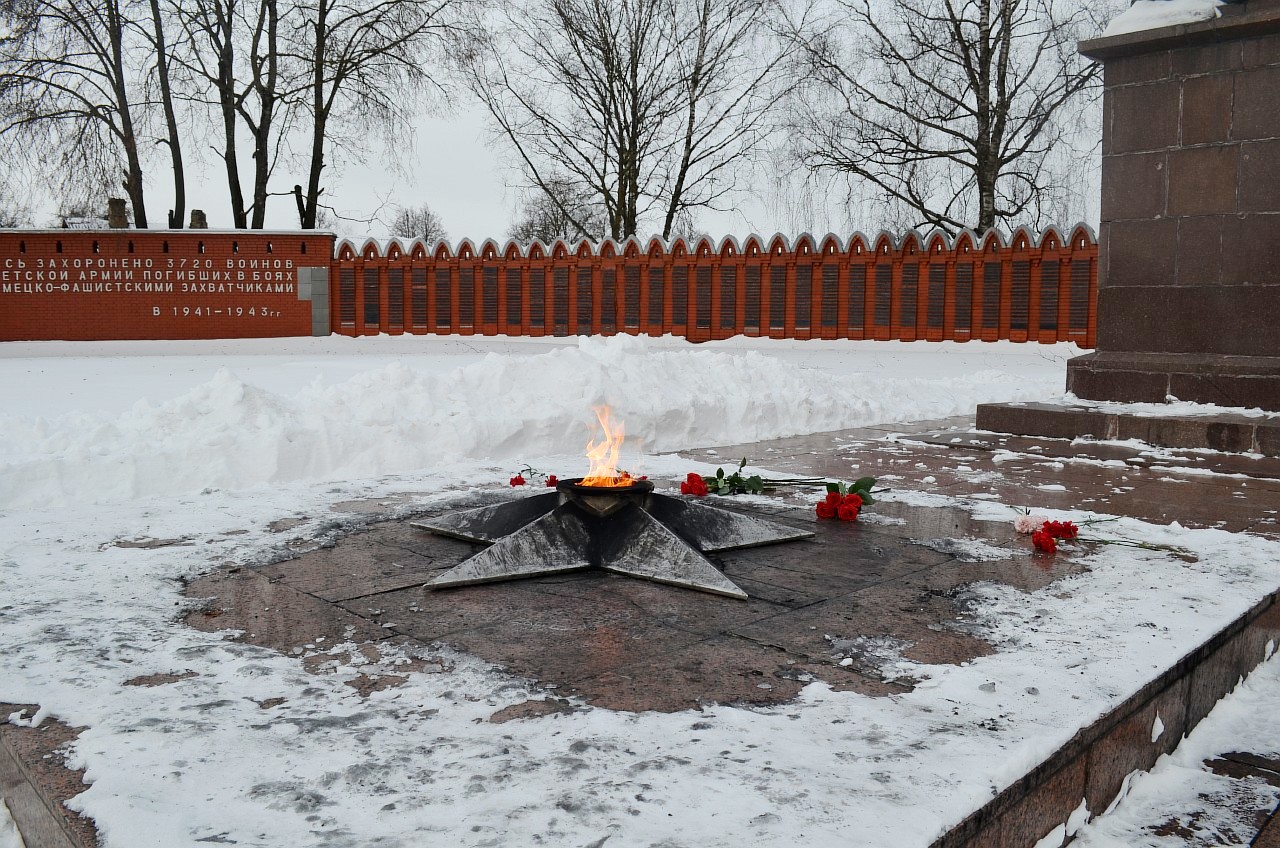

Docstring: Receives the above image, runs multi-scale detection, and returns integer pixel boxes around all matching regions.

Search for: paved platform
[3,415,1279,847]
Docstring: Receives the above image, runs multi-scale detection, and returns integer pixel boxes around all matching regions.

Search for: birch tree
[471,0,789,241]
[287,0,468,228]
[787,0,1109,233]
[0,0,156,225]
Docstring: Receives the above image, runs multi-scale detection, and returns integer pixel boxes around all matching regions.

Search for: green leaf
[826,482,839,494]
[858,492,875,506]
[853,477,877,492]
[716,467,725,479]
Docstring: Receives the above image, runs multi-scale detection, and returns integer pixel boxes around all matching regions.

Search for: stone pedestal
[1066,0,1280,411]
[978,0,1280,447]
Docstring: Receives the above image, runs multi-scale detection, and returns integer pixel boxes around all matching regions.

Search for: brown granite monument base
[1068,351,1280,411]
[988,0,1280,446]
[976,399,1280,456]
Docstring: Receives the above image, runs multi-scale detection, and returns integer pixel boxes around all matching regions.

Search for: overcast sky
[9,0,1117,241]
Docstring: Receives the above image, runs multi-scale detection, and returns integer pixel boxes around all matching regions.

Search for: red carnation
[843,493,863,508]
[816,501,838,519]
[837,502,860,521]
[1043,520,1078,540]
[545,475,558,487]
[1032,529,1057,553]
[509,474,526,487]
[825,491,842,506]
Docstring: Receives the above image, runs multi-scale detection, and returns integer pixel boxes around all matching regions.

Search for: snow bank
[1072,648,1280,847]
[1103,0,1224,37]
[0,335,1066,508]
[0,800,24,848]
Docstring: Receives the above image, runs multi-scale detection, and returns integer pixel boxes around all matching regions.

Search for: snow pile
[0,801,24,848]
[0,335,1066,508]
[1103,0,1225,37]
[1072,648,1280,847]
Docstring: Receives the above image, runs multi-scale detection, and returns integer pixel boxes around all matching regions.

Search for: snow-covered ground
[0,335,1077,509]
[1072,650,1280,847]
[0,800,24,848]
[1,335,1278,848]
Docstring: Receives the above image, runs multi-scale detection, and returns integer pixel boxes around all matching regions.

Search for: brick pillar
[106,198,129,228]
[1067,0,1280,410]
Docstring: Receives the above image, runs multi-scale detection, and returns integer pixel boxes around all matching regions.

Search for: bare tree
[0,193,32,226]
[52,193,113,226]
[786,0,1110,234]
[178,0,291,227]
[471,0,788,242]
[390,202,447,242]
[508,181,607,244]
[145,0,186,226]
[286,0,467,229]
[661,0,790,238]
[0,0,155,225]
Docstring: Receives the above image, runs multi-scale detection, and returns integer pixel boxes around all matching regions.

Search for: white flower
[1015,514,1049,534]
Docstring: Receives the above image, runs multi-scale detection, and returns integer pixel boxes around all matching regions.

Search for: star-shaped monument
[412,479,813,599]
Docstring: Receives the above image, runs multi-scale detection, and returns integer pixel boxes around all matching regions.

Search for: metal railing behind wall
[329,226,1098,347]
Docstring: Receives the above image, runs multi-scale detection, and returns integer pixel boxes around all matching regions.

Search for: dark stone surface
[1260,423,1280,456]
[1232,64,1280,140]
[1239,140,1280,212]
[1172,39,1243,75]
[1205,756,1280,787]
[1167,145,1239,216]
[1168,372,1280,410]
[1175,215,1224,285]
[1100,152,1167,221]
[976,403,1113,440]
[1258,812,1280,848]
[1068,359,1171,404]
[1242,29,1280,67]
[1095,286,1280,358]
[0,706,97,848]
[1116,415,1257,453]
[1072,3,1280,419]
[1186,602,1280,731]
[1180,73,1234,146]
[997,758,1087,847]
[1108,81,1181,153]
[1102,218,1177,287]
[931,415,1280,468]
[1220,216,1280,284]
[1104,49,1172,87]
[1084,678,1189,813]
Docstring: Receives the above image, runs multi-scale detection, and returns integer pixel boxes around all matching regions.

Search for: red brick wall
[330,227,1098,346]
[1,226,1098,345]
[0,230,332,341]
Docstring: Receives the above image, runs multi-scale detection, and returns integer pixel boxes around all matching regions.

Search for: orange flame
[580,405,635,487]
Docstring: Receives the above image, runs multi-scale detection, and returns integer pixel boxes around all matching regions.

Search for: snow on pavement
[1071,649,1280,847]
[0,800,24,848]
[1,335,1278,847]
